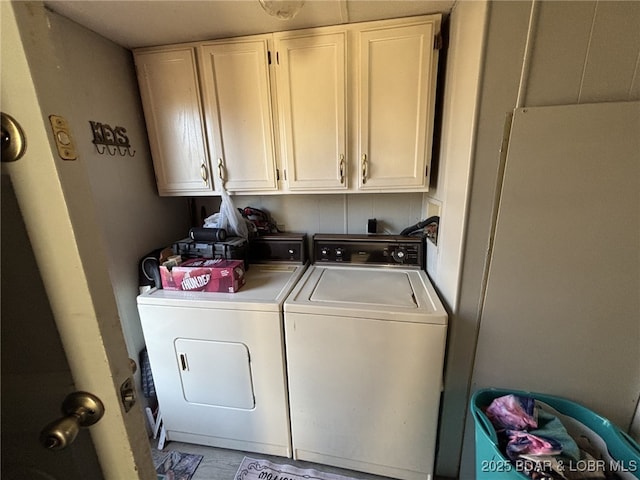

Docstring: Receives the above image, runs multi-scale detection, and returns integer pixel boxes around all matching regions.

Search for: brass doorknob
[40,392,105,450]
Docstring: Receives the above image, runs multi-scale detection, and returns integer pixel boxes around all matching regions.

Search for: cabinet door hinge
[434,33,443,50]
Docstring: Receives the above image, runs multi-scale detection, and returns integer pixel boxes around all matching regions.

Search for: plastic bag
[209,176,249,239]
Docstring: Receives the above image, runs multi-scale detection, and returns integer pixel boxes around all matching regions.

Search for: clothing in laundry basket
[486,394,580,460]
[486,394,538,431]
[483,394,611,479]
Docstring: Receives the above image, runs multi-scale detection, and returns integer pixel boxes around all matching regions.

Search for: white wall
[195,192,426,238]
[424,0,487,313]
[426,1,489,476]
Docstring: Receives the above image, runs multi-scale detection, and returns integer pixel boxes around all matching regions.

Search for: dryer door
[175,339,255,409]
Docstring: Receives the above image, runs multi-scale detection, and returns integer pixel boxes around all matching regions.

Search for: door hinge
[434,33,443,50]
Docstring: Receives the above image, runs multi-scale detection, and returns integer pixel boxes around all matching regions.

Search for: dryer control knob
[391,248,406,263]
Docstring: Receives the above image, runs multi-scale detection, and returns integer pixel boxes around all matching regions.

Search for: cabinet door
[134,48,213,195]
[275,31,347,191]
[357,20,439,191]
[199,38,278,192]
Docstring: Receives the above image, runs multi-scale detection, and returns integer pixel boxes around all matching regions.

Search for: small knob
[391,248,407,263]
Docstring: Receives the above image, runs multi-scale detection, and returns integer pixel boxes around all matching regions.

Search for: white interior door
[1,4,155,479]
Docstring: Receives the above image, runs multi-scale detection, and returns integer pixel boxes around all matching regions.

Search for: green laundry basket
[471,388,640,480]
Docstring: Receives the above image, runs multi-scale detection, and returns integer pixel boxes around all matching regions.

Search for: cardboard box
[160,258,245,293]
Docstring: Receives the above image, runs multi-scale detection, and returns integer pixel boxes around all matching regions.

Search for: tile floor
[151,439,448,480]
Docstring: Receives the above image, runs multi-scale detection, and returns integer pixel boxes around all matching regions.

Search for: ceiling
[43,0,456,49]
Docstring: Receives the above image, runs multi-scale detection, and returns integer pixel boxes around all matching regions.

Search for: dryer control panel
[313,234,423,268]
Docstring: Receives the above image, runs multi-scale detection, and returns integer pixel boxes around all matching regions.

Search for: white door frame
[1,3,155,479]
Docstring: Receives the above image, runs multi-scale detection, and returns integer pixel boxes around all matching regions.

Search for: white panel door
[134,48,213,195]
[275,30,348,191]
[357,19,439,191]
[199,37,278,192]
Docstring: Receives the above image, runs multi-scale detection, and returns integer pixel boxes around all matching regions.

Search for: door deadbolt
[1,112,26,162]
[40,391,105,451]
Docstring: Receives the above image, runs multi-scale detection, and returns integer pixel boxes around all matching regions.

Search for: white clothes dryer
[137,234,307,457]
[284,234,447,480]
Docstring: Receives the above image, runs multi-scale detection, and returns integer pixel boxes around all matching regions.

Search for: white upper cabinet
[198,36,278,193]
[355,17,440,191]
[134,47,213,196]
[274,29,348,191]
[134,15,441,196]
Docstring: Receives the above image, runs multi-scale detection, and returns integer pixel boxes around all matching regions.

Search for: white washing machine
[284,234,447,480]
[137,235,307,457]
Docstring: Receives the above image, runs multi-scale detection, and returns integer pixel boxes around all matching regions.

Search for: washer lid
[311,268,418,308]
[285,266,447,324]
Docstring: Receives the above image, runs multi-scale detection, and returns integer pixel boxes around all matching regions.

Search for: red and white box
[160,258,245,293]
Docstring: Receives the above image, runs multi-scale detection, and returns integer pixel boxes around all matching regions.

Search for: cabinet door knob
[361,154,368,185]
[200,163,208,184]
[339,154,345,184]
